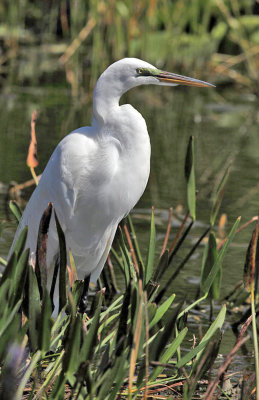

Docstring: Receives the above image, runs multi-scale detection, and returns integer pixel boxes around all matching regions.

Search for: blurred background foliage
[0,0,259,303]
[0,0,259,97]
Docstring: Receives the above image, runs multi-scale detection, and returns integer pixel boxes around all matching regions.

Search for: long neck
[92,72,124,125]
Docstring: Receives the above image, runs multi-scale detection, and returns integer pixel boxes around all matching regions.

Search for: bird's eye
[136,68,151,76]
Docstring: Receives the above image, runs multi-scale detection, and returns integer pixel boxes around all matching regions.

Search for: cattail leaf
[38,289,52,352]
[202,218,240,294]
[191,329,221,378]
[185,136,196,221]
[148,302,157,323]
[9,200,22,224]
[107,354,129,400]
[210,167,230,227]
[63,315,82,381]
[54,211,67,312]
[115,281,131,356]
[150,301,183,362]
[97,353,128,399]
[145,207,156,286]
[0,299,22,338]
[184,329,222,399]
[149,293,175,329]
[0,315,24,364]
[151,248,169,286]
[119,245,130,286]
[0,252,17,285]
[12,226,28,261]
[127,214,144,269]
[128,290,143,394]
[80,292,102,362]
[200,233,220,298]
[177,305,226,368]
[0,280,11,312]
[35,203,53,297]
[98,342,110,374]
[120,229,136,281]
[27,265,41,352]
[194,306,225,364]
[150,327,188,381]
[9,249,29,307]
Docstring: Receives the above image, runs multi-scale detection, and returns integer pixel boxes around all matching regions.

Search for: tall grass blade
[54,211,67,312]
[149,293,175,329]
[200,232,220,299]
[116,281,131,356]
[35,203,53,296]
[202,218,240,294]
[9,200,22,224]
[27,265,41,352]
[185,136,196,221]
[210,167,230,227]
[80,292,102,362]
[9,248,29,307]
[128,286,143,397]
[38,289,52,352]
[150,327,188,381]
[145,207,156,286]
[12,226,28,261]
[177,305,226,368]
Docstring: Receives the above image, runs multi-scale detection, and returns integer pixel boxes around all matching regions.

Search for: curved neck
[92,73,124,125]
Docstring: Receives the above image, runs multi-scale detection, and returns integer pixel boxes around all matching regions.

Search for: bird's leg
[79,274,91,314]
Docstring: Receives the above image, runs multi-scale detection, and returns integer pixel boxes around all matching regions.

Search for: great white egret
[9,58,213,306]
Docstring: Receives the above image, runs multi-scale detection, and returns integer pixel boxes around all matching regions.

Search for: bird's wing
[9,128,120,269]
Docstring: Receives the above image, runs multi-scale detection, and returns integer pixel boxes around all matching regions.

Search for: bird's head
[93,58,214,123]
[98,58,214,93]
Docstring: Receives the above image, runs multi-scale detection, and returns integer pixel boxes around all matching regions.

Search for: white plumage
[9,58,213,289]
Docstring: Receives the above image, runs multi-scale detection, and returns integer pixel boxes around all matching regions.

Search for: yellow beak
[156,71,215,88]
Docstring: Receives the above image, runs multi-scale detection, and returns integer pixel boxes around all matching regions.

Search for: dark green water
[0,83,258,362]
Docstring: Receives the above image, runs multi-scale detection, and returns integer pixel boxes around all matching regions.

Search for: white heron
[9,58,213,307]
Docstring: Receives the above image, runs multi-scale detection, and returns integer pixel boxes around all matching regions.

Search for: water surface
[0,83,258,362]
